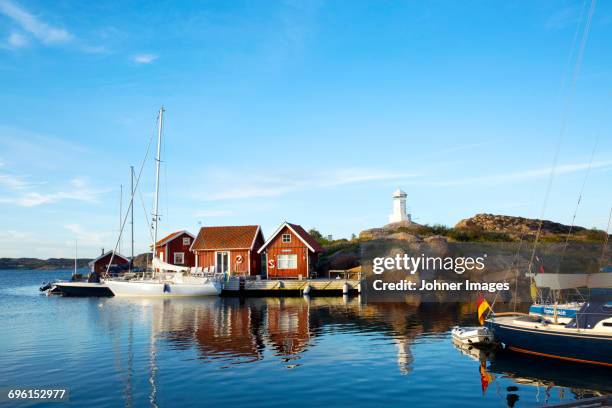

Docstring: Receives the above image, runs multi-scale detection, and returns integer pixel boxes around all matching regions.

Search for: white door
[215,251,230,274]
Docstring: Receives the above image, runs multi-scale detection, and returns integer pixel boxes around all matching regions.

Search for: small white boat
[451,326,494,346]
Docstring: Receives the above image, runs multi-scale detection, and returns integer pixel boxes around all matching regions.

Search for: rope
[104,114,158,277]
[557,136,599,273]
[138,184,154,242]
[488,0,597,319]
[600,206,612,267]
[526,0,597,280]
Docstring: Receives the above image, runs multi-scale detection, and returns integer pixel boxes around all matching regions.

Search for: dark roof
[287,223,324,253]
[155,230,195,248]
[258,222,324,253]
[88,250,130,266]
[192,225,262,250]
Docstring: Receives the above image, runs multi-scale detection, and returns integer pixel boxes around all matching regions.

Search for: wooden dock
[221,278,362,297]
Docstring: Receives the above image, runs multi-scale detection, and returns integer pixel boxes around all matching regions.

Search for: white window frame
[174,252,185,265]
[282,233,291,243]
[277,254,297,269]
[182,237,191,246]
[215,251,230,274]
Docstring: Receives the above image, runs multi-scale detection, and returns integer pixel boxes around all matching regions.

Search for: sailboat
[104,107,223,297]
[485,298,612,366]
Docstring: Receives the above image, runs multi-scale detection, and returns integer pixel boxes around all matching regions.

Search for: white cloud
[7,31,27,48]
[0,172,31,189]
[203,168,416,201]
[132,53,158,64]
[0,0,72,44]
[0,177,109,207]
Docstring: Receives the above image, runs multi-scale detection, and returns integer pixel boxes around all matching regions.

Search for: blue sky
[0,0,611,258]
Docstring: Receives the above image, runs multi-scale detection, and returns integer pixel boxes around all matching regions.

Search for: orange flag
[477,295,491,325]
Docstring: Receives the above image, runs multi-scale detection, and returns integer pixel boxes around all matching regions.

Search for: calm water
[0,270,610,407]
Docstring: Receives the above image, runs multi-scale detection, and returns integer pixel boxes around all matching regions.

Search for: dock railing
[328,270,362,281]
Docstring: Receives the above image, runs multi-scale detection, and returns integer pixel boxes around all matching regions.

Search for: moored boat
[105,275,222,297]
[451,326,494,347]
[486,299,612,367]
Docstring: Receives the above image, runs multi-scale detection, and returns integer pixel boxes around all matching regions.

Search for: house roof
[258,222,324,253]
[191,225,263,251]
[88,250,130,266]
[155,230,195,248]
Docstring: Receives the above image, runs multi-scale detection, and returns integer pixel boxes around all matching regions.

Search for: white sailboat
[105,107,223,297]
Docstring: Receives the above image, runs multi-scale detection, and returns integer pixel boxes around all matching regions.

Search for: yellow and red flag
[477,295,491,325]
[479,362,494,395]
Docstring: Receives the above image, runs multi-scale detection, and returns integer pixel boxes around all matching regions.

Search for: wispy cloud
[413,160,612,187]
[545,5,582,31]
[0,0,72,45]
[0,176,109,207]
[132,53,158,64]
[0,172,32,189]
[6,31,27,48]
[203,168,416,201]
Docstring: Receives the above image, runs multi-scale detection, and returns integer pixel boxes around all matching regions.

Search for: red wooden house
[155,230,196,267]
[88,250,130,274]
[191,225,265,276]
[258,222,324,279]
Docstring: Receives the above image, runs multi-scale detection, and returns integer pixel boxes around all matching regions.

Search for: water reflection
[95,296,610,407]
[104,297,467,371]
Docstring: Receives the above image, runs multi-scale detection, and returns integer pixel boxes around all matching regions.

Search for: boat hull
[486,319,612,366]
[105,280,221,297]
[55,282,114,297]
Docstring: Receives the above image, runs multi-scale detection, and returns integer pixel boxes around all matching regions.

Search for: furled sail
[152,256,189,272]
[535,274,588,290]
[535,272,612,289]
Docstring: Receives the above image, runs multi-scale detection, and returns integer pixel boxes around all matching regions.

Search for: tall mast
[74,240,77,277]
[130,166,135,271]
[152,106,164,266]
[119,184,123,254]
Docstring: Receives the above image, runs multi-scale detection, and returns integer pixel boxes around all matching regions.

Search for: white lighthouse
[388,188,411,224]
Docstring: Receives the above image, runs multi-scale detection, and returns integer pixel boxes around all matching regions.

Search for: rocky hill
[454,213,586,237]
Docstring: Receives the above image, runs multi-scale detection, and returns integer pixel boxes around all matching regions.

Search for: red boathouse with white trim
[258,222,324,279]
[155,230,196,267]
[191,225,265,276]
[88,250,130,274]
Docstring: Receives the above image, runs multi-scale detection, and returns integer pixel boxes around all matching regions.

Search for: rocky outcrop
[360,220,422,240]
[454,213,585,237]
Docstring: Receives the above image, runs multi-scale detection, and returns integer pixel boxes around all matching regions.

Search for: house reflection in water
[128,297,464,373]
[266,298,312,358]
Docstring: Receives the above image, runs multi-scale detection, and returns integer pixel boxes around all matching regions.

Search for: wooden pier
[221,277,362,297]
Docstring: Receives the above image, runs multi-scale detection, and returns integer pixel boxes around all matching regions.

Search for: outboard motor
[39,282,53,292]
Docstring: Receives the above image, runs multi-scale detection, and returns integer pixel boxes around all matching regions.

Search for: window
[282,233,291,243]
[183,237,191,246]
[277,254,297,269]
[174,252,185,264]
